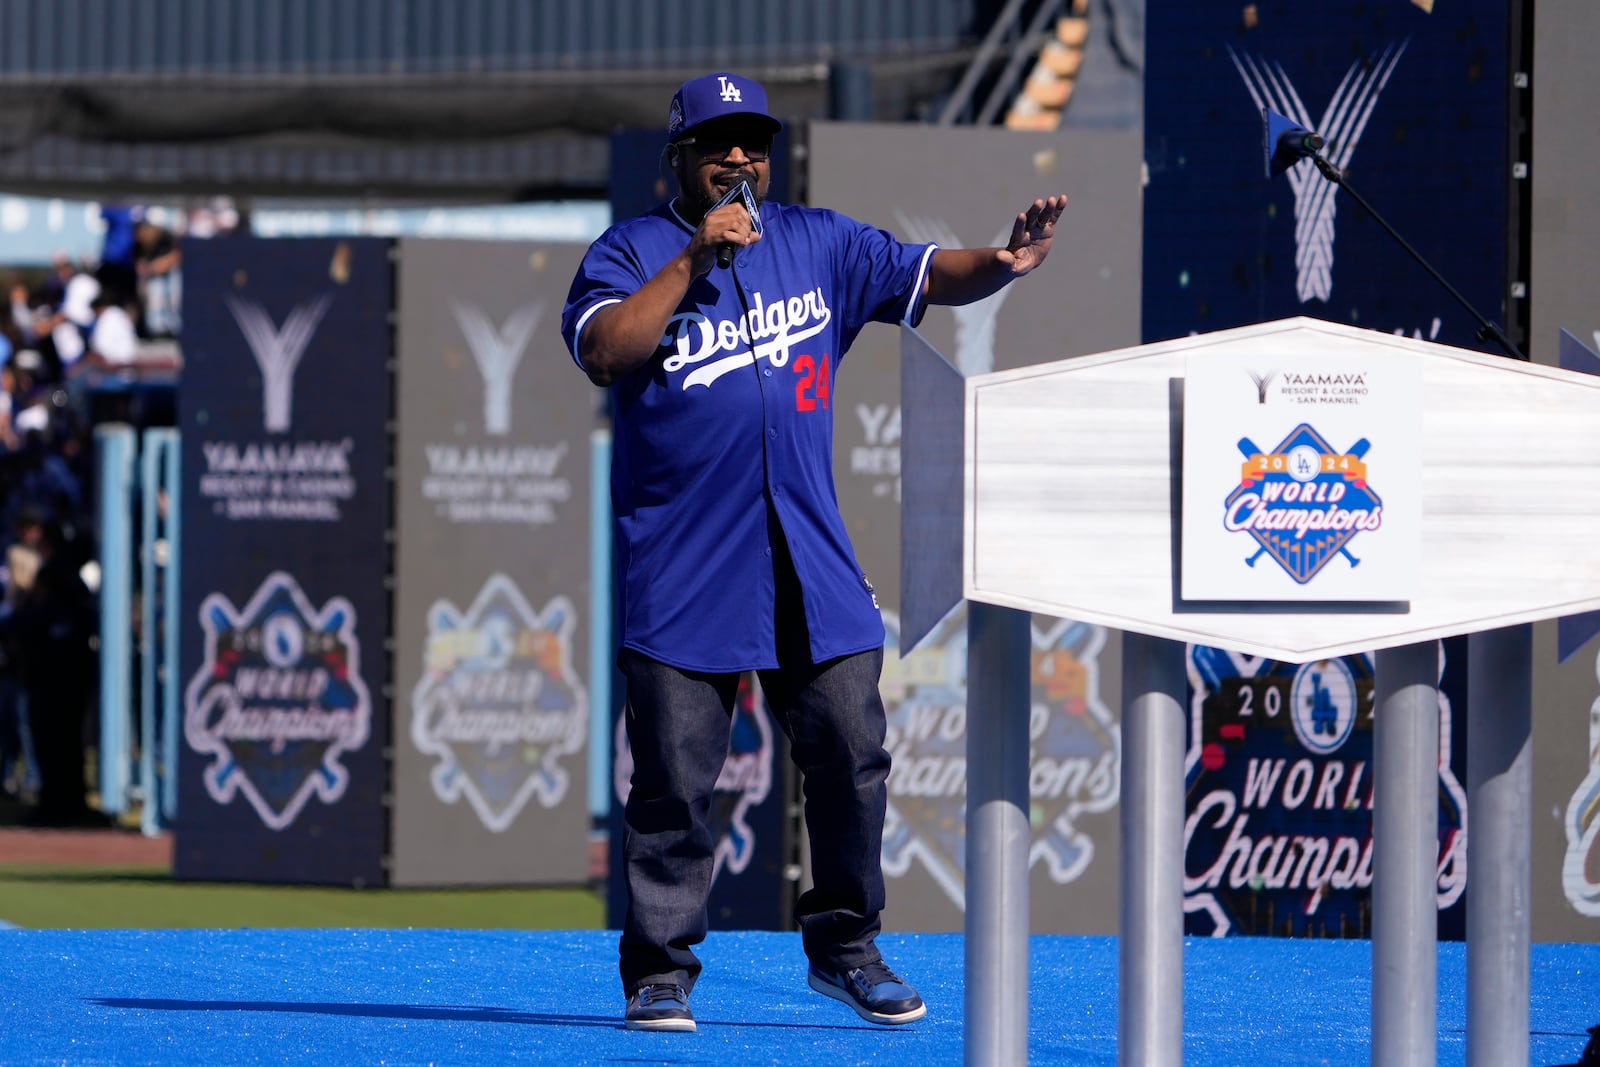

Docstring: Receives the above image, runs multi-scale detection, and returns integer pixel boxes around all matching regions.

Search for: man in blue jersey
[562,71,1066,1033]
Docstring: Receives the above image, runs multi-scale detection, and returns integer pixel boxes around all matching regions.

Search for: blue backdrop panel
[1143,0,1510,349]
[175,237,393,886]
[1145,2,1506,939]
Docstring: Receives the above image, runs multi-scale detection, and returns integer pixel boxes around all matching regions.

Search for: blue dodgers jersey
[562,199,936,672]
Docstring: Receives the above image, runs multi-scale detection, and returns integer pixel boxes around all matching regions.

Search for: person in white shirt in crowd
[9,255,99,378]
[85,292,139,368]
[8,352,53,438]
[0,364,19,454]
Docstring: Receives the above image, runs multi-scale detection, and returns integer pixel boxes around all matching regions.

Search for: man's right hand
[580,199,762,386]
[687,201,760,275]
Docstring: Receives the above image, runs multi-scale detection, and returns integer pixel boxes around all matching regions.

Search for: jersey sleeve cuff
[902,243,939,328]
[570,298,623,370]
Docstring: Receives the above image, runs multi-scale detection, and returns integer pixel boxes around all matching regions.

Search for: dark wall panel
[175,237,393,885]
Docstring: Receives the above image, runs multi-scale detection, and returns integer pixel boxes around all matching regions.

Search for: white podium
[901,317,1600,1066]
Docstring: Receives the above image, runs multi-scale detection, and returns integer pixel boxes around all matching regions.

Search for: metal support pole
[139,428,181,835]
[1465,624,1532,1067]
[94,424,136,817]
[964,602,1033,1067]
[1119,631,1186,1067]
[160,432,181,822]
[139,431,161,835]
[587,428,613,826]
[1371,641,1441,1067]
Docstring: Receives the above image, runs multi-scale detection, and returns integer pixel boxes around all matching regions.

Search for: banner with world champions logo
[390,239,594,886]
[176,237,393,885]
[1185,639,1468,939]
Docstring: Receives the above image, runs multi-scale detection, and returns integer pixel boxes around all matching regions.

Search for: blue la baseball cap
[667,72,784,142]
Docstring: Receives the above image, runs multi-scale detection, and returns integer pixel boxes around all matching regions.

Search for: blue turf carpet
[2,928,1596,1065]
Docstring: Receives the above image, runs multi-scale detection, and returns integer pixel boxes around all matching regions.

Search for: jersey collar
[667,198,698,233]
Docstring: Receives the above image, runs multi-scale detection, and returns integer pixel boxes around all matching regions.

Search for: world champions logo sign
[1184,644,1467,937]
[879,610,1119,908]
[1226,423,1383,584]
[411,575,588,833]
[184,571,372,831]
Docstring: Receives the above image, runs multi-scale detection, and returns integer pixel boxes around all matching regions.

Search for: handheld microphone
[711,178,759,270]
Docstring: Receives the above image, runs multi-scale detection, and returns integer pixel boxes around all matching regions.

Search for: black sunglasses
[677,135,772,164]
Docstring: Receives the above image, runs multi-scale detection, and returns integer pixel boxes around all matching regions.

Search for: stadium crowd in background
[0,202,185,824]
[0,275,98,823]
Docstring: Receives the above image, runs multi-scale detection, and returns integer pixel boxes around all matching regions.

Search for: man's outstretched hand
[999,195,1067,277]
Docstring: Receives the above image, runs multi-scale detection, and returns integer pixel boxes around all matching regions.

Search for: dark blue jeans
[617,644,891,995]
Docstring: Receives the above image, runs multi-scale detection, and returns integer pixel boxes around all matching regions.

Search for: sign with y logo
[226,293,334,433]
[177,236,392,885]
[450,300,542,436]
[391,239,593,887]
[1143,1,1511,353]
[1229,43,1407,304]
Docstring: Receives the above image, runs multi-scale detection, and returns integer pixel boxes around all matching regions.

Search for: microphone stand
[1306,152,1526,362]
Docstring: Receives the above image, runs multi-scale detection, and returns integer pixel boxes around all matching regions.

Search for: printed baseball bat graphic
[1237,437,1266,493]
[1239,438,1269,565]
[1337,438,1371,567]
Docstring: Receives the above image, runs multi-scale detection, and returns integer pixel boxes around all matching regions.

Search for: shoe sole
[807,971,928,1025]
[624,1016,697,1033]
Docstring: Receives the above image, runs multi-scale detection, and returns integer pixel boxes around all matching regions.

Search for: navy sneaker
[624,983,696,1032]
[807,959,927,1025]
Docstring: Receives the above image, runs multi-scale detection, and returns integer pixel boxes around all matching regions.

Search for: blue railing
[94,424,182,835]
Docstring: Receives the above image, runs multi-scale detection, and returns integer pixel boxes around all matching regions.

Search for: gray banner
[391,239,595,886]
[808,121,1143,932]
[1533,627,1600,943]
[1531,5,1600,369]
[1527,5,1600,944]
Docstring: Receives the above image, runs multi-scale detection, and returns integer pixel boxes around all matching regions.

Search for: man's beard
[685,172,761,220]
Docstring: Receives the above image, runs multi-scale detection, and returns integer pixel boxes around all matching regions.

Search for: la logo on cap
[718,76,742,102]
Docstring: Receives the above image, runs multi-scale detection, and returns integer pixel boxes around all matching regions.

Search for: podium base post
[1466,624,1532,1067]
[1118,631,1186,1067]
[964,603,1033,1067]
[1372,641,1441,1067]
